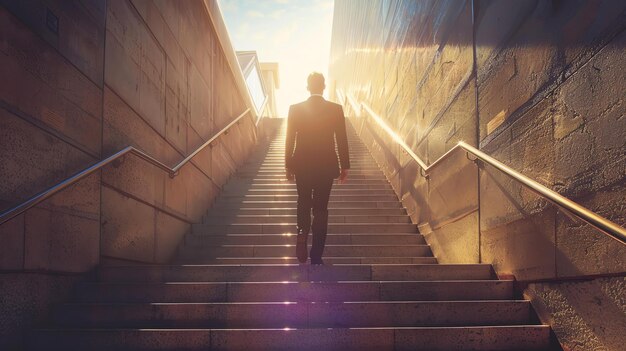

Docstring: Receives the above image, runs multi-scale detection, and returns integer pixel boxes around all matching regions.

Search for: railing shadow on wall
[338,89,626,279]
[0,108,258,272]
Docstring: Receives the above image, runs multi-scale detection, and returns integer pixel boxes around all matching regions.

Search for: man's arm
[285,106,296,180]
[335,106,350,182]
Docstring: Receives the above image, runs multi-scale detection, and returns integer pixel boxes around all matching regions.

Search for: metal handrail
[342,91,626,245]
[0,108,252,225]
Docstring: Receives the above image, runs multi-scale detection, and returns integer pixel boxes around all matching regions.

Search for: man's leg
[310,177,334,264]
[295,176,313,263]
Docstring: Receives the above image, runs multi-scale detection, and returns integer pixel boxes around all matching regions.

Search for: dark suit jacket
[285,95,350,179]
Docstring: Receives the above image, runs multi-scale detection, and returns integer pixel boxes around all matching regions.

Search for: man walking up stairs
[285,72,352,265]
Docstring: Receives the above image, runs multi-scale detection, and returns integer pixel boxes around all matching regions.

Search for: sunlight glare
[219,0,335,117]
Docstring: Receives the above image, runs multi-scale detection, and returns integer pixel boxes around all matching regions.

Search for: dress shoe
[310,258,324,265]
[296,228,309,263]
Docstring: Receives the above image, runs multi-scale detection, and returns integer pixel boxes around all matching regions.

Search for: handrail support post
[466,151,478,162]
[420,168,429,179]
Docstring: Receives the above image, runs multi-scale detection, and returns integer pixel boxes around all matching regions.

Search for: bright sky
[218,0,335,117]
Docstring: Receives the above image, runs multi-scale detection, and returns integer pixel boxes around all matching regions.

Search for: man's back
[285,96,350,179]
[286,72,350,265]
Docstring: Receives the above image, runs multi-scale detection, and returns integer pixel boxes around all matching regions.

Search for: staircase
[28,120,551,350]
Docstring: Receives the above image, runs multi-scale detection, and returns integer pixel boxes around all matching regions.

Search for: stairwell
[28,120,552,350]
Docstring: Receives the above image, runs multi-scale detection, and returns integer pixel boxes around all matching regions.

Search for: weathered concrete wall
[331,1,626,349]
[0,3,104,350]
[476,0,626,282]
[100,0,254,264]
[0,273,85,350]
[0,0,105,273]
[0,1,258,349]
[332,0,480,262]
[525,276,626,351]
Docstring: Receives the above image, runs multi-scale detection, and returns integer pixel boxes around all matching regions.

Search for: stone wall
[331,1,626,350]
[100,0,254,265]
[0,1,258,349]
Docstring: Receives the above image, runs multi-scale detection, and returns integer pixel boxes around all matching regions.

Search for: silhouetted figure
[285,72,351,265]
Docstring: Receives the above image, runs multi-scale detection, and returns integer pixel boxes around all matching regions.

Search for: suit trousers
[295,174,334,261]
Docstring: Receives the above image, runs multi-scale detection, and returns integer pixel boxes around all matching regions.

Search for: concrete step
[247,163,376,168]
[267,146,368,149]
[222,189,397,197]
[244,165,380,170]
[255,158,376,162]
[270,145,366,147]
[269,143,367,146]
[268,148,370,152]
[268,143,365,146]
[261,154,372,158]
[177,244,432,259]
[74,280,514,303]
[247,165,379,170]
[243,164,376,169]
[262,151,371,154]
[223,185,395,193]
[226,183,391,189]
[97,264,496,283]
[207,207,407,216]
[235,173,385,179]
[202,214,410,225]
[246,166,377,172]
[191,223,417,234]
[244,169,381,174]
[266,145,367,149]
[270,138,362,141]
[240,178,389,184]
[225,182,393,188]
[263,147,369,151]
[258,158,375,163]
[269,143,365,146]
[247,160,377,165]
[176,257,439,265]
[218,194,399,202]
[236,175,389,181]
[211,201,404,209]
[184,233,425,245]
[246,167,378,172]
[28,326,551,351]
[260,153,371,159]
[254,163,375,166]
[240,168,381,174]
[237,171,385,177]
[251,165,378,170]
[51,300,532,328]
[269,142,364,144]
[262,155,373,160]
[263,150,372,154]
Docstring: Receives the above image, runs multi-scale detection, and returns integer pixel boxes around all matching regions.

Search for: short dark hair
[307,72,325,92]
